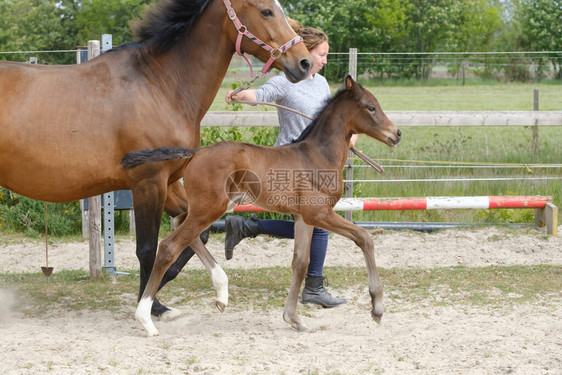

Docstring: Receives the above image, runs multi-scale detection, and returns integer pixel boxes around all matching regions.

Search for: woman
[225,20,356,308]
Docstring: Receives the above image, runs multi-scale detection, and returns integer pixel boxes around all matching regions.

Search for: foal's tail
[120,147,197,170]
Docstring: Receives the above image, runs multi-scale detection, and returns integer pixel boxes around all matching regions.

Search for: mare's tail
[120,147,197,170]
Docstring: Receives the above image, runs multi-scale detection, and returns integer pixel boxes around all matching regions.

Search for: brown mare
[0,0,312,318]
[121,75,402,336]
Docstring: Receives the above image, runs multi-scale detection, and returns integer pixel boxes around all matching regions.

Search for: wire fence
[2,47,561,83]
[325,50,562,83]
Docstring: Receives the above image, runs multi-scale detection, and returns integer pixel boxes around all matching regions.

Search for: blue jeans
[257,219,328,277]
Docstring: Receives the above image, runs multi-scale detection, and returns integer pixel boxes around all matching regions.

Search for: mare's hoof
[135,315,160,337]
[216,301,226,312]
[159,307,182,322]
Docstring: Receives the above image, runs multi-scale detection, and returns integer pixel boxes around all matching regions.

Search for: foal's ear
[344,73,356,90]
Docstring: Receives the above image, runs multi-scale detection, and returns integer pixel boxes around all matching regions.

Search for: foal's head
[343,75,402,147]
[227,0,312,82]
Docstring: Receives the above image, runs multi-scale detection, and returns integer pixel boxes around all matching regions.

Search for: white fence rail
[202,111,562,128]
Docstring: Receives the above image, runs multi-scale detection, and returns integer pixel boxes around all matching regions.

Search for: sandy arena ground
[0,226,561,374]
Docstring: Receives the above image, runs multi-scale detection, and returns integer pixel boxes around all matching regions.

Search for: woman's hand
[225,89,258,105]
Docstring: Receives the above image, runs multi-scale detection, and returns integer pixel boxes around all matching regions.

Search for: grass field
[212,79,562,111]
[207,81,561,224]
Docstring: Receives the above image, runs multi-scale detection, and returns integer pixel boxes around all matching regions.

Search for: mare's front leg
[304,208,383,323]
[283,215,314,332]
[131,179,167,316]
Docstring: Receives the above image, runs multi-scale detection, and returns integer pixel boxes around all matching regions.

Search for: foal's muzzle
[388,129,402,146]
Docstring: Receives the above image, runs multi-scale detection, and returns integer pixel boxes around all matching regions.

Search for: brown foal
[122,75,401,336]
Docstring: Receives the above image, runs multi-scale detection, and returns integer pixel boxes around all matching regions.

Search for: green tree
[0,0,79,64]
[447,0,502,81]
[519,0,562,79]
[75,0,150,46]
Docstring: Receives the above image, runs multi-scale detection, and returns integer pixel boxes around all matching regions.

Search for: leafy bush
[0,188,81,236]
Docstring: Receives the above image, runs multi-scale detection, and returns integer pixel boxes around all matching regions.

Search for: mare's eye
[261,9,274,17]
[365,104,375,112]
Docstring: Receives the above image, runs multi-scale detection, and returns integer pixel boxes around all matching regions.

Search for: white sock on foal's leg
[211,265,229,312]
[136,297,159,336]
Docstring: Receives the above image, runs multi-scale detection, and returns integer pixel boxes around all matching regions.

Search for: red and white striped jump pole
[232,196,553,213]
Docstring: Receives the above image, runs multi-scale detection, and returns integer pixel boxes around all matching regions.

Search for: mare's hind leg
[282,215,314,332]
[136,212,226,336]
[304,208,383,323]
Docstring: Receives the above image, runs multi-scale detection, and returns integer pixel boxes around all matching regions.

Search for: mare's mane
[292,82,363,143]
[130,0,214,53]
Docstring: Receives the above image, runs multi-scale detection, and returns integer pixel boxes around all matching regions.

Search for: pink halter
[223,0,304,76]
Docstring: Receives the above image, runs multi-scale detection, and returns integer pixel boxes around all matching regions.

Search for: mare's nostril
[300,58,312,74]
[397,129,402,138]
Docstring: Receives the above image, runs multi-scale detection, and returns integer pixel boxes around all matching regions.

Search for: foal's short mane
[292,83,363,143]
[131,0,214,53]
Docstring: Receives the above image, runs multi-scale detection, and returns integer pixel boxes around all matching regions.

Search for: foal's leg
[152,182,212,319]
[282,215,314,332]
[135,214,227,336]
[304,208,383,323]
[190,237,229,312]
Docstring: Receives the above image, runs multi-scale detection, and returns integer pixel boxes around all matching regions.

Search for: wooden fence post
[345,48,358,221]
[77,46,89,238]
[87,40,102,280]
[531,89,539,154]
[88,195,102,279]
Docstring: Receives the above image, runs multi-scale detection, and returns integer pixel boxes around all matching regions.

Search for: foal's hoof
[283,312,312,332]
[288,320,313,332]
[159,307,182,322]
[216,301,227,312]
[371,309,383,324]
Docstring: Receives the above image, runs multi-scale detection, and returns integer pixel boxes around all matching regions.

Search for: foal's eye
[261,9,274,17]
[365,104,376,112]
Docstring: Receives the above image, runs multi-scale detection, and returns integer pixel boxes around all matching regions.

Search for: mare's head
[131,0,311,81]
[342,75,401,147]
[226,0,312,82]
